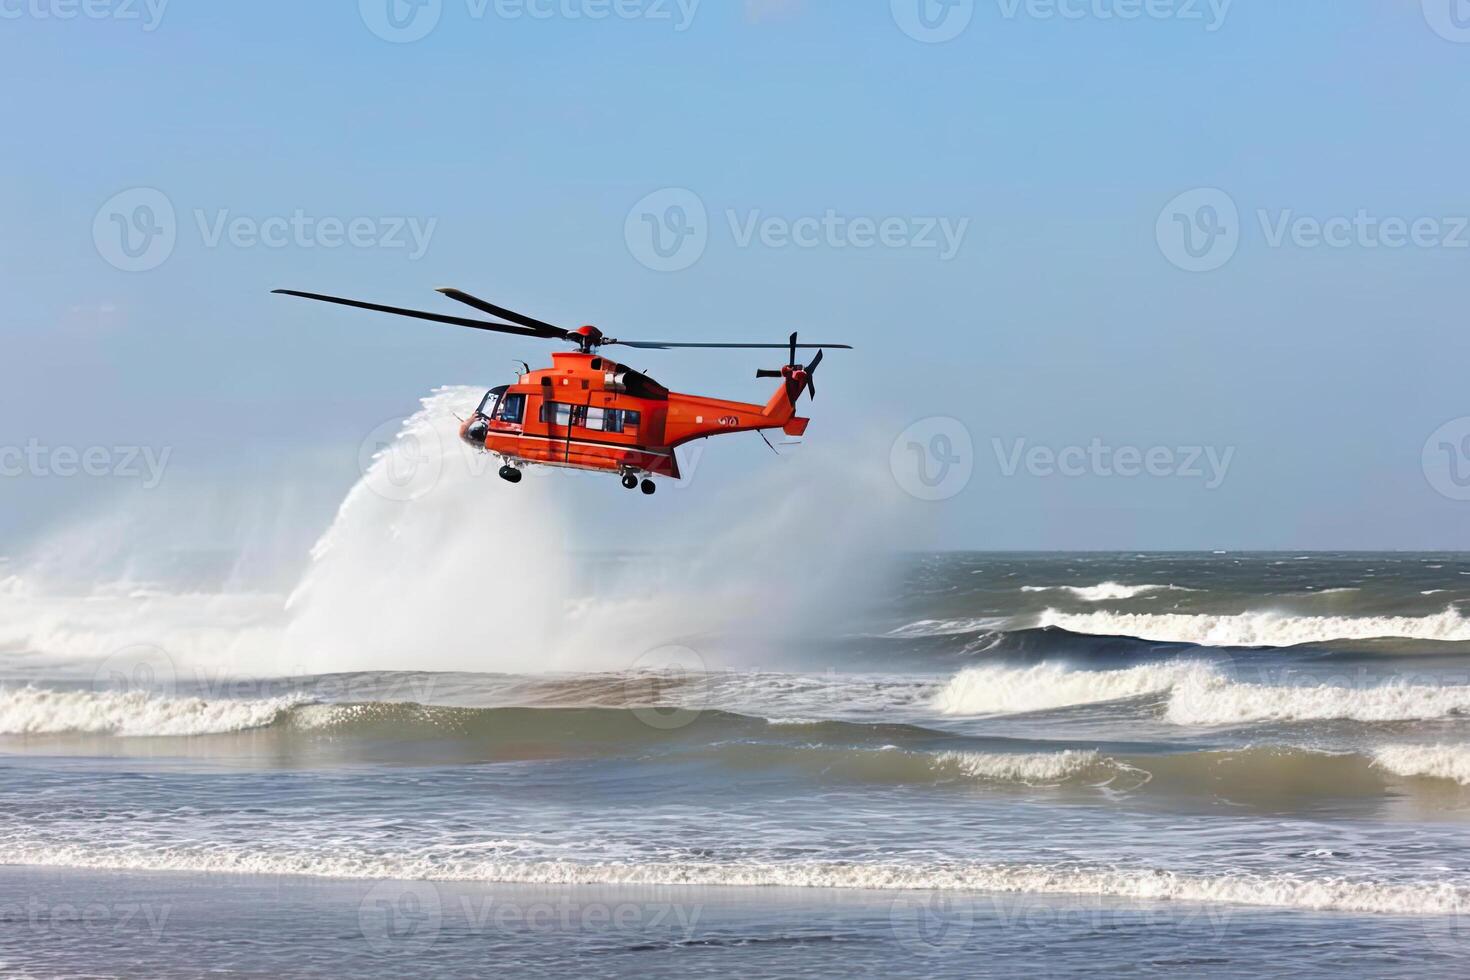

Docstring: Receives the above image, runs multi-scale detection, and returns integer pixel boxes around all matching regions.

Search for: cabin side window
[538,402,585,426]
[602,409,640,434]
[538,402,640,433]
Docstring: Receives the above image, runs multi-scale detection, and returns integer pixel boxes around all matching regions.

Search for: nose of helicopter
[462,417,489,447]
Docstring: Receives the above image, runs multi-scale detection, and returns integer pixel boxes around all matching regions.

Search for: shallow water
[4,551,1470,975]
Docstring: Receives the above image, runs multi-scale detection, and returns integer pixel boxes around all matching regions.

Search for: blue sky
[4,0,1470,553]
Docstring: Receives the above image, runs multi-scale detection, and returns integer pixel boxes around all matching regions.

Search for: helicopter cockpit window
[496,394,526,425]
[478,386,509,420]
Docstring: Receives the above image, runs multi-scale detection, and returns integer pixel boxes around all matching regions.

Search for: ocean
[1,392,1469,977]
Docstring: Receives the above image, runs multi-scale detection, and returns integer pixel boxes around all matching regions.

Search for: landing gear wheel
[640,479,657,496]
[621,473,639,490]
[499,465,523,484]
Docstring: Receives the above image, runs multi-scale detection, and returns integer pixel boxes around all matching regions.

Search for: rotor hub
[571,325,604,351]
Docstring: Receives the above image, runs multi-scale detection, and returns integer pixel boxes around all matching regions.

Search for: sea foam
[0,839,1461,916]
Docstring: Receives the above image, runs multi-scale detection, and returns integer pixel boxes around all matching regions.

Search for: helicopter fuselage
[460,352,811,481]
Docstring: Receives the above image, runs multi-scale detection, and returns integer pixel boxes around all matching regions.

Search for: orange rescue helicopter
[273,287,851,494]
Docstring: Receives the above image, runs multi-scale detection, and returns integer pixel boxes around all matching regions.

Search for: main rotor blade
[273,289,546,339]
[435,288,568,338]
[613,341,853,350]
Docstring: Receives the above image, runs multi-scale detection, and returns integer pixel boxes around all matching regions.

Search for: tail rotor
[757,333,825,403]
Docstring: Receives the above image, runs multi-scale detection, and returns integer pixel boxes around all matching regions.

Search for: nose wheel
[640,479,657,496]
[621,473,639,490]
[499,465,522,484]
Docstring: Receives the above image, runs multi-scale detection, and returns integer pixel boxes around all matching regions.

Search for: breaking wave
[1164,671,1470,726]
[1036,607,1470,648]
[933,659,1470,726]
[929,749,1109,783]
[0,687,303,737]
[1372,745,1470,786]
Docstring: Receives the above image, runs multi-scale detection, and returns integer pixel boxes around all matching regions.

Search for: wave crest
[1022,582,1188,602]
[1037,607,1470,648]
[933,662,1204,716]
[1372,745,1470,786]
